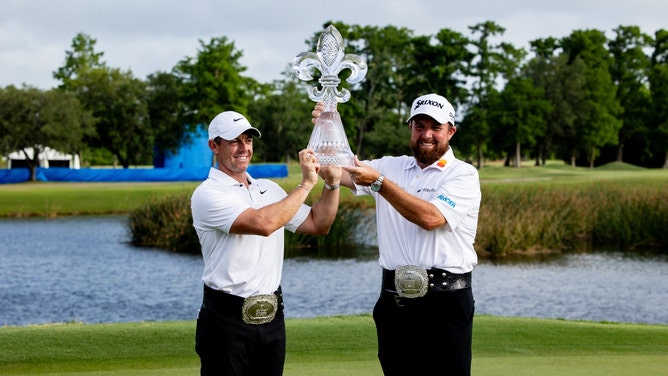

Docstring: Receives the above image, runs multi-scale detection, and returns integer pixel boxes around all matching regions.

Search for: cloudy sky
[1,0,665,90]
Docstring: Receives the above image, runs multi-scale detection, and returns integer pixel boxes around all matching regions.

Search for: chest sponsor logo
[417,187,437,193]
[437,194,456,208]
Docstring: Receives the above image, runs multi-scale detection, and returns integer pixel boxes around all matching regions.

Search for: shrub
[128,193,200,254]
[128,193,374,257]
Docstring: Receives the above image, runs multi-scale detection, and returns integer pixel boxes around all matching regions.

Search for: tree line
[1,20,667,181]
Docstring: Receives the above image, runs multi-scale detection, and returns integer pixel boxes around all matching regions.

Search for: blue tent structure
[1,125,288,184]
[154,124,212,170]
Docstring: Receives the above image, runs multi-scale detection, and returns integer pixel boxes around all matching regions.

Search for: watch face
[371,175,384,192]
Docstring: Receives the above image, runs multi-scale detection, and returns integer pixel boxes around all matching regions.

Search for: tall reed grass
[128,180,667,257]
[477,182,667,256]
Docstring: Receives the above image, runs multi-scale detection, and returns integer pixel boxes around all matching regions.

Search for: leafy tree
[492,77,551,167]
[408,28,472,109]
[648,29,668,168]
[53,32,106,88]
[409,28,474,160]
[488,40,530,165]
[525,37,562,165]
[174,36,261,129]
[463,21,509,168]
[553,56,589,166]
[607,25,652,164]
[0,85,94,181]
[561,29,623,167]
[145,71,188,161]
[76,68,151,167]
[52,32,110,165]
[54,33,152,167]
[347,24,415,159]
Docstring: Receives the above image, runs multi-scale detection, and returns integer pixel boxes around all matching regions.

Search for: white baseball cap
[208,111,261,140]
[407,93,456,125]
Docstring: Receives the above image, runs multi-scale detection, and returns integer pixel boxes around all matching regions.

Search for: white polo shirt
[191,167,310,298]
[354,148,481,273]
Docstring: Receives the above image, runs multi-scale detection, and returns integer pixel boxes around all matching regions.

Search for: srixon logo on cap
[414,99,444,111]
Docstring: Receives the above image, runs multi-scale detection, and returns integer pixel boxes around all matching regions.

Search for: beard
[411,138,448,166]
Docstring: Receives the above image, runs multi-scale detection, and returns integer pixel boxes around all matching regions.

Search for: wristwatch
[324,182,340,190]
[370,174,385,192]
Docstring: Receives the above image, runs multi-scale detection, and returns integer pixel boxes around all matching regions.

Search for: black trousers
[373,287,475,376]
[195,285,285,376]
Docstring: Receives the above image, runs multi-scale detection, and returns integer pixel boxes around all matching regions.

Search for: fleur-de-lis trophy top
[292,25,367,166]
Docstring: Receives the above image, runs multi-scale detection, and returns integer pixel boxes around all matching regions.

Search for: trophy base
[313,150,355,167]
[308,111,356,167]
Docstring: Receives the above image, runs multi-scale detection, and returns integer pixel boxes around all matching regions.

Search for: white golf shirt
[355,148,481,274]
[191,167,310,298]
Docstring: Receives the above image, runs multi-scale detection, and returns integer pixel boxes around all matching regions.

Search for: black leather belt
[382,268,471,295]
[202,284,284,321]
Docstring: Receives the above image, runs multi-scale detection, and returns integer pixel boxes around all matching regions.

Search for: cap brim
[407,112,446,124]
[217,127,262,140]
[244,128,261,138]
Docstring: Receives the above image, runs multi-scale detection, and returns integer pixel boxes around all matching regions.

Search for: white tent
[7,146,80,169]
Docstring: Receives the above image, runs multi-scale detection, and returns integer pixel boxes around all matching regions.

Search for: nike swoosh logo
[233,117,243,122]
[260,190,267,194]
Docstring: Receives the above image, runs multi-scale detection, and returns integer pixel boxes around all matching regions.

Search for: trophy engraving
[292,25,367,166]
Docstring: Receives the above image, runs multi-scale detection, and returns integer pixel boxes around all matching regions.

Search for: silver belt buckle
[394,265,428,298]
[241,294,278,325]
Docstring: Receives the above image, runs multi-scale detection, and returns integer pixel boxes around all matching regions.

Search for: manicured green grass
[479,160,668,186]
[1,161,666,218]
[0,182,199,217]
[1,315,666,375]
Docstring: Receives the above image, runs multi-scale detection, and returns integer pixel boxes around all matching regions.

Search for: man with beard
[313,93,481,376]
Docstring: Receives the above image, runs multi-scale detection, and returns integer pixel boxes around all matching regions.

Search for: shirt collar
[208,167,255,186]
[407,147,455,171]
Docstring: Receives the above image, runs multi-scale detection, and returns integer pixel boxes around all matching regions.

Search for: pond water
[1,216,666,326]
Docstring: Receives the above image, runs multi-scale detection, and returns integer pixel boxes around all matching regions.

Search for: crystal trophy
[292,25,367,166]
